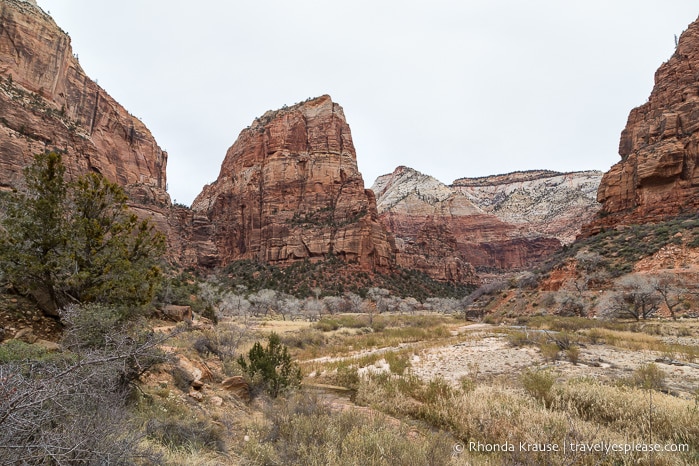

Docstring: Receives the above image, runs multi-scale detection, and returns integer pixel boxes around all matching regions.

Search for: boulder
[221,375,250,401]
[161,304,193,323]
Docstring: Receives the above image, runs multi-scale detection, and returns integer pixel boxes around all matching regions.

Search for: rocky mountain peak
[192,95,395,270]
[372,166,469,211]
[372,167,602,277]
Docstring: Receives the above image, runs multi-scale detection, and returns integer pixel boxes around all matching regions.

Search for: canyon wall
[586,15,699,233]
[0,0,218,267]
[373,167,601,275]
[454,170,602,244]
[0,0,166,198]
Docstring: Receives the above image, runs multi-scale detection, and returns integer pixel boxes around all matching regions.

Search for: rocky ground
[0,291,62,343]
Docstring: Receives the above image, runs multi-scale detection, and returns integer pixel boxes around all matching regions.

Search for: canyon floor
[290,316,699,399]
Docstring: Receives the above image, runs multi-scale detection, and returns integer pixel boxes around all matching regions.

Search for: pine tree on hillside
[0,151,166,316]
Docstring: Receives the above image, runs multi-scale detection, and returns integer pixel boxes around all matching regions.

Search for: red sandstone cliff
[586,15,699,233]
[0,0,218,267]
[191,96,395,270]
[0,0,166,199]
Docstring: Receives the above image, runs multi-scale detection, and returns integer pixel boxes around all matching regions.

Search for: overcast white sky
[36,1,698,206]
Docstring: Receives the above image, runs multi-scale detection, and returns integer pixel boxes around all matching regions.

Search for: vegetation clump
[0,152,171,464]
[0,151,165,317]
[238,332,302,398]
[221,258,473,300]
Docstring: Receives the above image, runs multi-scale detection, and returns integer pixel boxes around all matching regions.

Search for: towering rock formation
[0,0,167,201]
[373,167,601,276]
[0,0,219,266]
[191,95,395,270]
[587,15,699,233]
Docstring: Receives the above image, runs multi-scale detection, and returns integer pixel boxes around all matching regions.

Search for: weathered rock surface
[221,376,250,401]
[192,95,395,271]
[0,0,219,267]
[167,206,220,268]
[371,167,479,281]
[160,304,193,323]
[0,0,167,197]
[453,170,603,244]
[586,15,699,234]
[373,167,601,275]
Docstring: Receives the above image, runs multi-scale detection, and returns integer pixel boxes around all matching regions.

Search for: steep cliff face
[191,95,395,270]
[0,0,220,267]
[373,167,601,275]
[0,0,167,198]
[586,15,699,233]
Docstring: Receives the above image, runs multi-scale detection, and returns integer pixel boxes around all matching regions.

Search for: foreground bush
[0,304,169,464]
[0,151,165,316]
[238,332,301,398]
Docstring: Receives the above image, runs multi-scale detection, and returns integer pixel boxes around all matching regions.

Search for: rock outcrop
[371,167,479,281]
[0,0,219,266]
[0,0,167,198]
[586,15,699,233]
[373,167,601,275]
[191,95,395,270]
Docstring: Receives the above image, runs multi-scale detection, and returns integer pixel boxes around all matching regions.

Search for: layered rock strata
[0,0,220,267]
[586,15,699,233]
[454,170,603,244]
[373,167,601,275]
[0,0,167,197]
[191,95,395,270]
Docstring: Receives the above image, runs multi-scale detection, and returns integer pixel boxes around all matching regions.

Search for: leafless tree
[383,296,401,313]
[424,297,459,314]
[556,293,586,317]
[279,295,302,320]
[367,288,390,313]
[344,292,363,313]
[0,305,171,464]
[653,273,686,320]
[197,281,221,309]
[398,297,419,314]
[302,298,325,322]
[360,299,378,326]
[322,296,346,315]
[249,289,278,317]
[274,293,298,321]
[220,292,251,318]
[598,275,661,321]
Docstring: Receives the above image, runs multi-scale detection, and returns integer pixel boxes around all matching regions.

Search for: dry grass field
[130,312,699,465]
